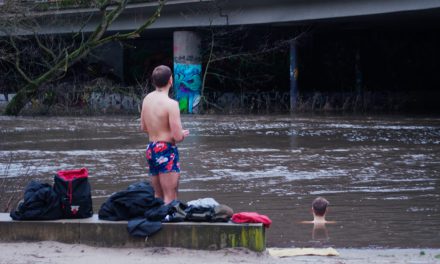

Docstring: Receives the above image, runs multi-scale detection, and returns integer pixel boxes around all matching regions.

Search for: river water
[1,114,439,248]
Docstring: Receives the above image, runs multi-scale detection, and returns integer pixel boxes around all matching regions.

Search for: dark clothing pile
[98,181,171,237]
[181,198,233,222]
[10,181,63,221]
[127,218,162,237]
[98,182,163,221]
[98,182,234,237]
[165,201,233,223]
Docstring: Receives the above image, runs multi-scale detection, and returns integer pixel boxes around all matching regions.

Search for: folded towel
[268,247,339,257]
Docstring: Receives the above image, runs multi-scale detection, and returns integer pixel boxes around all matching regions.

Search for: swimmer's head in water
[312,197,329,216]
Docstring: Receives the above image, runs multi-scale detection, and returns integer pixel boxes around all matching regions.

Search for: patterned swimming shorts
[146,141,180,176]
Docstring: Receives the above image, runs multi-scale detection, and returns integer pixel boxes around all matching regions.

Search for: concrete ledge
[0,213,265,252]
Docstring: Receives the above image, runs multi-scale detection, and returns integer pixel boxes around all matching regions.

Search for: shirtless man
[140,65,189,204]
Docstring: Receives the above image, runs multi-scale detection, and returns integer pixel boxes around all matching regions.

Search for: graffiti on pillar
[174,55,202,64]
[174,63,201,113]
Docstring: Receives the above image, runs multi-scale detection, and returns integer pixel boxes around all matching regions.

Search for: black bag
[53,168,93,218]
[10,180,64,220]
[184,206,215,222]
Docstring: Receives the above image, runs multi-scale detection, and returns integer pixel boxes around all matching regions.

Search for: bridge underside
[111,5,440,113]
[32,0,440,34]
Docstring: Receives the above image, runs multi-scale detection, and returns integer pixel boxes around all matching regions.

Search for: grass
[0,155,35,213]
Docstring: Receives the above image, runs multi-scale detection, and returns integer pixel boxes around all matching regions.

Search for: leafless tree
[1,0,165,115]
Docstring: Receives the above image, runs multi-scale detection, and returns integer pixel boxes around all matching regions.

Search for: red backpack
[54,168,93,218]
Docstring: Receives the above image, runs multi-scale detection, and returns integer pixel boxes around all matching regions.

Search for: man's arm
[168,100,188,143]
[140,100,148,134]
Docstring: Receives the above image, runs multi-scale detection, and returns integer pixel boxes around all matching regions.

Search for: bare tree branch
[4,0,166,115]
[9,36,35,85]
[34,33,57,64]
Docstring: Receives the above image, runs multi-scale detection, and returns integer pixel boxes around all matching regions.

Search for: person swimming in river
[301,197,336,241]
[303,197,335,224]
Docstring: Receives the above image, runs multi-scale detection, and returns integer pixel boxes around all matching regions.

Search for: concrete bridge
[33,0,440,34]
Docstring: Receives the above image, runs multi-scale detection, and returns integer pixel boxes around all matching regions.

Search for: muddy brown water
[1,114,439,248]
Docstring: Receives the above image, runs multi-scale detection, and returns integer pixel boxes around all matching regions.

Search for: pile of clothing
[98,182,235,237]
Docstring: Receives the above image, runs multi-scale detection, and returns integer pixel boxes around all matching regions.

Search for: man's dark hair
[152,65,172,88]
[312,197,329,216]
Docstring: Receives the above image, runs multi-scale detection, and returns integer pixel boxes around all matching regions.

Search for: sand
[0,242,439,264]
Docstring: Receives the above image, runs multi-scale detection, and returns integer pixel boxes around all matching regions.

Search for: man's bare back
[140,65,189,204]
[141,91,185,143]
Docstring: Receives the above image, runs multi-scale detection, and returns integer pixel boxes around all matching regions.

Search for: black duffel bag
[10,180,64,220]
[54,168,93,218]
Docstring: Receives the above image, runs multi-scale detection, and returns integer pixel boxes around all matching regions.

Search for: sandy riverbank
[0,242,439,264]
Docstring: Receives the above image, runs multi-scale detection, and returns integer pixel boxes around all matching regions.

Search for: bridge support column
[173,31,202,114]
[289,40,299,112]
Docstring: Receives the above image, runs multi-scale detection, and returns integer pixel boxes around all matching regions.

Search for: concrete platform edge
[0,213,266,252]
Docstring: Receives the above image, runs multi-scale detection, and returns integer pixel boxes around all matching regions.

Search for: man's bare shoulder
[163,97,179,109]
[299,220,336,224]
[143,92,156,102]
[143,94,178,116]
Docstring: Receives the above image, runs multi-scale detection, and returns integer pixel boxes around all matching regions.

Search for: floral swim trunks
[146,141,180,176]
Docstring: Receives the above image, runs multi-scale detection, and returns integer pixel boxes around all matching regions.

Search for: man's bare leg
[158,172,180,204]
[150,175,164,200]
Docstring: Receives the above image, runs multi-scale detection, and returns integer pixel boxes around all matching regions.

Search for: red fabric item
[231,212,272,228]
[57,168,88,181]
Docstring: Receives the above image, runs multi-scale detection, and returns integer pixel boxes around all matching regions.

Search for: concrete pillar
[289,40,299,112]
[173,31,202,114]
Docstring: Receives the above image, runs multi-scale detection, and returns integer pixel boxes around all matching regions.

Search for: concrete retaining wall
[0,214,265,252]
[88,92,140,112]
